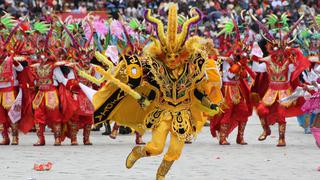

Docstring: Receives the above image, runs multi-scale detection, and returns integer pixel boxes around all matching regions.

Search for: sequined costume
[209,15,254,145]
[250,13,310,146]
[90,5,222,179]
[0,14,24,145]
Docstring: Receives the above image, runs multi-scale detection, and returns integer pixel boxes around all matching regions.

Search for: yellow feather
[167,5,178,52]
[145,9,167,47]
[143,40,162,58]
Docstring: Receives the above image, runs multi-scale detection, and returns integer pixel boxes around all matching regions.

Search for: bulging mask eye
[273,47,278,51]
[242,52,248,57]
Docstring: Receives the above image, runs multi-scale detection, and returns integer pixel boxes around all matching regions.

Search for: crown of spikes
[250,12,304,48]
[58,15,94,63]
[31,20,53,52]
[217,14,252,57]
[0,13,19,47]
[144,4,202,54]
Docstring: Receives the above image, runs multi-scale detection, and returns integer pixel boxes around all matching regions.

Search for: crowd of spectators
[0,0,319,43]
[0,0,318,59]
[1,0,319,19]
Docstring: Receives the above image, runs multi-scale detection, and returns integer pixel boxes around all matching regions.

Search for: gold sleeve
[198,59,223,105]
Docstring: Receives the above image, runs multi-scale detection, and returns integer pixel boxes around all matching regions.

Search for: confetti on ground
[34,162,53,171]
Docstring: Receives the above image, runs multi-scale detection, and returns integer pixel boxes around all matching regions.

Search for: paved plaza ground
[1,113,320,180]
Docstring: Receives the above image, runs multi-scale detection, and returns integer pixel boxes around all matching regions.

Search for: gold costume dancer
[91,5,223,180]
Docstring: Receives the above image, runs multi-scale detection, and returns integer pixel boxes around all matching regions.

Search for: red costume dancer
[0,15,25,145]
[0,51,23,146]
[66,64,98,146]
[210,16,253,145]
[15,23,37,135]
[16,54,36,135]
[31,25,70,146]
[59,19,98,145]
[250,13,309,146]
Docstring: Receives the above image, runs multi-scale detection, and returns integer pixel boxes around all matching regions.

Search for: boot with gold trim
[126,146,148,169]
[156,159,174,180]
[70,122,78,146]
[258,118,271,141]
[11,123,19,145]
[219,124,230,145]
[53,123,62,146]
[109,123,119,139]
[83,124,93,145]
[135,132,145,145]
[277,123,286,147]
[236,122,247,145]
[0,123,10,145]
[33,123,45,146]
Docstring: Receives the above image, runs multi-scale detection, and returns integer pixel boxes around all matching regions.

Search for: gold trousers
[143,119,185,161]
